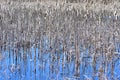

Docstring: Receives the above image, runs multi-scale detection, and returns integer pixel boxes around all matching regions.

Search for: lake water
[0,43,120,80]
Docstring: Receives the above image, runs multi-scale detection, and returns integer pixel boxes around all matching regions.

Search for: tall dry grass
[0,1,120,80]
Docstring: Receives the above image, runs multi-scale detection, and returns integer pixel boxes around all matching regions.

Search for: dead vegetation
[0,1,120,80]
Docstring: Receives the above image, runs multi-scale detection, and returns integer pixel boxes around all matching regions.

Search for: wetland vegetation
[0,0,120,80]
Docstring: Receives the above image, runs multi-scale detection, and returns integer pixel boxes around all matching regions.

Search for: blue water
[0,44,120,80]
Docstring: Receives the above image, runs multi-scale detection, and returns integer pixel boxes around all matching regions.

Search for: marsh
[0,0,120,80]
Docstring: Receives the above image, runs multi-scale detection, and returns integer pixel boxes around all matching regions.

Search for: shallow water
[0,1,120,80]
[0,44,120,80]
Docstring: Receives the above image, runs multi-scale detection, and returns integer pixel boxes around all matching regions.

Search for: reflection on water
[0,2,120,80]
[0,44,120,80]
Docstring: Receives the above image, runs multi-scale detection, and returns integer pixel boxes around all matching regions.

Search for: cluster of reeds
[0,1,120,80]
[0,0,119,4]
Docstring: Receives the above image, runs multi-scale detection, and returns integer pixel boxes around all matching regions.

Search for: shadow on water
[0,43,120,80]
